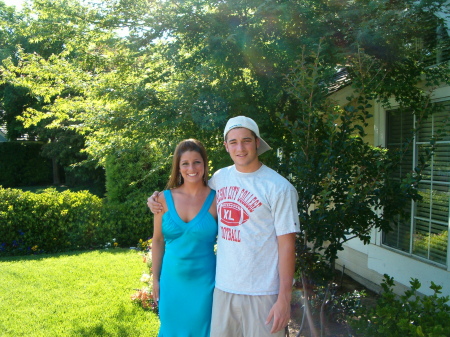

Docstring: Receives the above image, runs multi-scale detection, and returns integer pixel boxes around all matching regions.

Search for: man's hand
[265,295,291,333]
[147,191,163,214]
[266,233,295,333]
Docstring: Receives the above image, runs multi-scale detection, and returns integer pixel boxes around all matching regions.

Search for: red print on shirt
[217,186,263,243]
[218,202,249,226]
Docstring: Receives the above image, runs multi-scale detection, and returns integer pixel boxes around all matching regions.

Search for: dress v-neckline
[165,189,214,224]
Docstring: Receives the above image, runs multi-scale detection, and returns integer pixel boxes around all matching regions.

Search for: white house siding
[331,84,450,297]
[336,234,450,297]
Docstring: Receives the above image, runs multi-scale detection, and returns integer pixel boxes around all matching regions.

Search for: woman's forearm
[152,239,165,281]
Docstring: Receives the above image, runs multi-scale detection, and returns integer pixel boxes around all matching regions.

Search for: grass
[0,249,159,336]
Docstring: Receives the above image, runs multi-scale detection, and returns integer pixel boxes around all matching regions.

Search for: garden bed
[288,272,378,337]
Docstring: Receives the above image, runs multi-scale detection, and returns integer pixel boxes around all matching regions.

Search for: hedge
[0,186,156,256]
[0,142,165,256]
[0,187,104,255]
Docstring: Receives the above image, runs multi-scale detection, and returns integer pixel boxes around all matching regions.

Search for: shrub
[100,200,153,248]
[349,274,450,337]
[0,187,104,255]
[0,141,168,256]
[103,143,168,247]
[310,284,367,325]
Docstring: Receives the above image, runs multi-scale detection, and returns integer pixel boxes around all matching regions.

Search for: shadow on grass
[71,303,157,337]
[70,305,159,337]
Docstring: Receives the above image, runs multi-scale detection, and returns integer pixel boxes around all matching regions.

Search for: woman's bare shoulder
[159,190,168,201]
[156,190,169,211]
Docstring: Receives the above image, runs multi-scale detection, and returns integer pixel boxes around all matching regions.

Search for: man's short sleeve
[271,186,300,236]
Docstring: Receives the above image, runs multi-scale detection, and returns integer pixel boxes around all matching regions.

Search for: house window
[421,11,450,65]
[382,101,450,266]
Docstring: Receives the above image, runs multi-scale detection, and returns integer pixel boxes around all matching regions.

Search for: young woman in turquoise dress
[152,139,218,337]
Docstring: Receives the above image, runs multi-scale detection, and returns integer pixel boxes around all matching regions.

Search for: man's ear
[223,141,229,152]
[256,137,260,150]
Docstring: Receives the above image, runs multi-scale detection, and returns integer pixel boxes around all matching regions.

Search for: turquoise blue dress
[158,189,217,337]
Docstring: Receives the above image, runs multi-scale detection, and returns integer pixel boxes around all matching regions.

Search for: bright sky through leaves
[2,0,24,9]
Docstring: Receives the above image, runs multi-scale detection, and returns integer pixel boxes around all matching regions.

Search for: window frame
[377,92,450,271]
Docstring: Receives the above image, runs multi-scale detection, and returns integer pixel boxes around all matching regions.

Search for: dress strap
[163,190,176,213]
[198,189,216,217]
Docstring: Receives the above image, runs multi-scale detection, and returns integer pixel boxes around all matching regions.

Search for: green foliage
[279,48,410,264]
[3,0,448,189]
[103,143,168,246]
[350,274,450,337]
[311,285,367,325]
[279,38,448,335]
[0,187,104,255]
[0,0,140,183]
[0,0,449,274]
[0,141,52,187]
[295,246,334,289]
[0,84,41,140]
[0,249,160,336]
[63,164,106,198]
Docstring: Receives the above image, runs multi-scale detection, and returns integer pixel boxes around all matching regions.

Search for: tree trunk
[52,157,60,185]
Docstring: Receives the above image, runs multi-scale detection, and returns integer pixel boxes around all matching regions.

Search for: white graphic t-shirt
[208,164,300,295]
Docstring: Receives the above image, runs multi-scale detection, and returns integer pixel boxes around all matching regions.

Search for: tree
[276,10,449,336]
[0,0,148,184]
[2,1,449,294]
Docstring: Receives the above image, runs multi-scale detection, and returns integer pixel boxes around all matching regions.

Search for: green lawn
[0,249,159,336]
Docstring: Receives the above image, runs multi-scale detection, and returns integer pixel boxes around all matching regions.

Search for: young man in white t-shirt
[148,116,300,336]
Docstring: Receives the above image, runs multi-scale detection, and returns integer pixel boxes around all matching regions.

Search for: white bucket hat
[223,116,272,155]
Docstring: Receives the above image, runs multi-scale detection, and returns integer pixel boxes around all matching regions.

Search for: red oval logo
[219,202,249,226]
